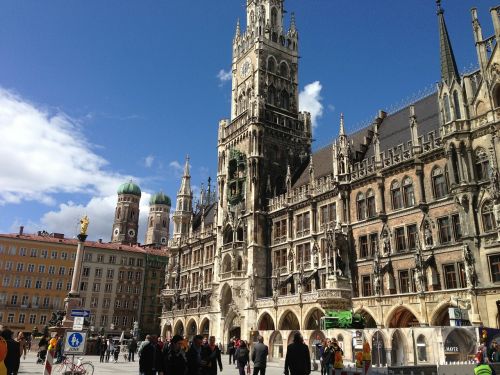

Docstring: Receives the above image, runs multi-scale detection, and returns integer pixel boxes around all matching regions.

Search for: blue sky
[0,0,497,241]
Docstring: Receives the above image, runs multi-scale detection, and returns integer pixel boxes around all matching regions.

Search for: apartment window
[407,225,418,250]
[35,280,42,289]
[359,236,369,258]
[399,270,411,293]
[16,263,24,272]
[490,255,500,283]
[320,203,337,228]
[109,256,116,264]
[367,190,376,218]
[46,281,52,290]
[19,248,26,256]
[103,298,110,308]
[296,212,310,236]
[117,285,123,293]
[7,314,14,323]
[274,219,287,242]
[69,268,74,276]
[127,271,133,280]
[121,257,128,265]
[128,258,135,266]
[80,282,88,291]
[356,193,366,221]
[38,265,45,273]
[432,167,448,199]
[51,251,57,259]
[105,283,113,293]
[29,314,36,324]
[369,233,378,255]
[452,214,462,241]
[21,296,29,306]
[82,267,90,277]
[40,315,47,325]
[93,283,100,292]
[115,300,122,308]
[9,246,16,255]
[134,286,140,294]
[58,267,65,276]
[443,264,458,289]
[48,266,55,275]
[119,271,124,280]
[106,269,114,279]
[10,295,17,305]
[391,181,403,210]
[361,275,372,296]
[30,248,38,257]
[482,201,497,233]
[137,259,143,267]
[95,268,102,278]
[61,252,68,260]
[40,249,47,259]
[100,315,108,326]
[18,313,25,324]
[56,281,63,290]
[402,177,415,207]
[133,300,139,309]
[438,217,452,244]
[135,271,141,281]
[91,297,98,308]
[395,227,406,252]
[84,253,92,262]
[475,148,491,181]
[97,254,104,262]
[13,278,20,288]
[2,276,9,287]
[66,283,71,291]
[5,261,12,271]
[127,285,132,293]
[24,279,31,288]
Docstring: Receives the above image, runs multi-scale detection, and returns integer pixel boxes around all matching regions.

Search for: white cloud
[144,155,155,168]
[169,160,186,177]
[299,81,324,128]
[0,88,130,204]
[217,69,232,86]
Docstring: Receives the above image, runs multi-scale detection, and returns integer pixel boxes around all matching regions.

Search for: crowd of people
[315,338,344,375]
[0,328,21,375]
[97,336,138,363]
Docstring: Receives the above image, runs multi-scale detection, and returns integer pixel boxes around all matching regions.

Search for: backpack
[238,348,249,360]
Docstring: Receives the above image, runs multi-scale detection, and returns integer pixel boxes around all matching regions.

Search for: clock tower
[215,0,311,342]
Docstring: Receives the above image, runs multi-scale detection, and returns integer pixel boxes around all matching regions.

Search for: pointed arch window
[268,86,276,106]
[267,57,276,73]
[367,189,376,218]
[402,177,415,207]
[391,181,403,210]
[475,148,491,181]
[432,167,448,199]
[450,145,460,183]
[453,91,461,120]
[357,193,366,221]
[482,200,497,233]
[281,90,289,110]
[443,94,451,123]
[417,335,428,362]
[280,62,289,78]
[271,7,278,27]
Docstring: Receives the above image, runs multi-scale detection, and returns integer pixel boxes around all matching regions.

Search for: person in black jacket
[201,336,223,375]
[139,336,162,375]
[284,332,311,375]
[227,338,235,365]
[251,336,268,375]
[1,328,20,375]
[186,335,205,375]
[162,335,187,375]
[128,338,138,362]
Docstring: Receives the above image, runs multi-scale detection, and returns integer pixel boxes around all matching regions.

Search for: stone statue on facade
[463,244,476,289]
[288,250,294,274]
[373,252,381,296]
[381,230,391,255]
[414,239,425,294]
[312,242,319,269]
[424,221,433,247]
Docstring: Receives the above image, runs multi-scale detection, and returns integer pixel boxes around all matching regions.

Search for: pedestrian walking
[187,335,205,375]
[99,338,107,363]
[16,333,27,360]
[251,336,268,375]
[139,336,162,375]
[106,339,113,362]
[227,338,235,365]
[235,340,249,375]
[113,343,120,363]
[1,328,20,375]
[128,338,138,362]
[162,334,187,375]
[36,335,48,364]
[284,332,311,375]
[201,336,223,375]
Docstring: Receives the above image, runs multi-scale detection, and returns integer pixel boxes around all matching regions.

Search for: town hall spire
[437,0,459,84]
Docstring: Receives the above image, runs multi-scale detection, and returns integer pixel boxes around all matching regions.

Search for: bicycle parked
[55,356,94,375]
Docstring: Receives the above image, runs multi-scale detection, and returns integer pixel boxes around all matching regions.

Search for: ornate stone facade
[160,1,500,365]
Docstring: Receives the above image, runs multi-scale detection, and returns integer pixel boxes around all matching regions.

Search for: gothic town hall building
[160,0,500,365]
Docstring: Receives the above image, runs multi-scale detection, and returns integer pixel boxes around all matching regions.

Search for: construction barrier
[43,348,56,375]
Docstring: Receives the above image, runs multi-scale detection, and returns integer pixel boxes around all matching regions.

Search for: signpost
[71,309,91,318]
[73,317,84,331]
[63,331,87,355]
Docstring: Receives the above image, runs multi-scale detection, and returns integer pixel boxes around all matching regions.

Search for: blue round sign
[68,333,83,348]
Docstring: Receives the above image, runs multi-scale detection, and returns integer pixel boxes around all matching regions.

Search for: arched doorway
[387,307,419,328]
[279,311,300,330]
[372,331,387,367]
[258,313,275,331]
[200,318,210,337]
[358,309,377,328]
[391,330,406,366]
[161,323,172,340]
[174,320,184,336]
[305,308,324,330]
[187,319,197,340]
[270,331,284,359]
[444,329,476,362]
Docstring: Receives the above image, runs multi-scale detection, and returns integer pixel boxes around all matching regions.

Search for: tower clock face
[161,237,167,244]
[128,229,136,237]
[240,58,252,78]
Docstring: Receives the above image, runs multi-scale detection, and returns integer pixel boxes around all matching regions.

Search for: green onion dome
[149,192,171,206]
[117,181,142,197]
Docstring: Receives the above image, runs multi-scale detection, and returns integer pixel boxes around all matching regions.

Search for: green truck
[320,310,366,329]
